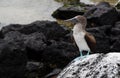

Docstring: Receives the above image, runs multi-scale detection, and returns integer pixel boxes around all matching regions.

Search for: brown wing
[85,32,96,52]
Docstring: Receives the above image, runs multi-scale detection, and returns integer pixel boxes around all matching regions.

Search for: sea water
[0,0,62,28]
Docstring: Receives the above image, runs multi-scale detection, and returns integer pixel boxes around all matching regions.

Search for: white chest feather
[73,31,90,51]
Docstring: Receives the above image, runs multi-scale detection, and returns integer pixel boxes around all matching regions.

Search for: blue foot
[74,51,90,61]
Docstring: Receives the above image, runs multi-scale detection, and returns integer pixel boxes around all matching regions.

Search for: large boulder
[84,2,119,26]
[52,5,86,20]
[0,21,79,78]
[57,53,120,78]
[1,21,70,40]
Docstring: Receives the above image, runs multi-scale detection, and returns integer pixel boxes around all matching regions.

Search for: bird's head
[64,15,87,29]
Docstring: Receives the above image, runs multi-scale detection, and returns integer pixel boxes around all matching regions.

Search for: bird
[64,15,96,58]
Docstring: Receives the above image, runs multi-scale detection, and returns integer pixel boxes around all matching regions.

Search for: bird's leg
[73,50,83,61]
[84,51,90,58]
[80,50,83,58]
[87,51,90,56]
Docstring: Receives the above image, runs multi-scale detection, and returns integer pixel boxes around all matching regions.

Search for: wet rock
[57,53,120,78]
[84,2,119,26]
[0,39,27,78]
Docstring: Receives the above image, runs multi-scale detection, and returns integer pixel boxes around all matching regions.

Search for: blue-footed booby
[65,15,96,58]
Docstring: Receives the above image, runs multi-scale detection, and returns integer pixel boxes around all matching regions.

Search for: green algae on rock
[115,2,120,9]
[55,0,80,5]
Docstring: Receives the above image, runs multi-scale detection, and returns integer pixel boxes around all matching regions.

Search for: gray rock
[57,53,120,78]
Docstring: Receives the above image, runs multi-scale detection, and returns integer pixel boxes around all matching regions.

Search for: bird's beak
[64,18,78,24]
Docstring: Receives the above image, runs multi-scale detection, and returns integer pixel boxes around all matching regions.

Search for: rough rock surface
[1,21,78,62]
[0,39,27,78]
[110,21,120,51]
[57,53,120,78]
[52,5,86,20]
[0,21,78,78]
[26,61,44,78]
[87,25,111,53]
[84,2,119,26]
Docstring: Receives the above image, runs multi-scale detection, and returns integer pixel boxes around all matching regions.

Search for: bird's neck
[73,23,86,34]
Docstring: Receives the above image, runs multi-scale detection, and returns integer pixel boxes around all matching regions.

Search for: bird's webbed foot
[74,50,90,61]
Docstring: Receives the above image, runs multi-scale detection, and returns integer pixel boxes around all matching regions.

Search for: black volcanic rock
[24,32,47,60]
[52,3,96,20]
[1,21,70,40]
[26,61,44,78]
[0,21,79,78]
[4,31,25,43]
[24,32,46,51]
[87,25,111,53]
[0,39,27,78]
[110,21,120,51]
[84,2,119,26]
[52,5,85,20]
[42,40,78,68]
